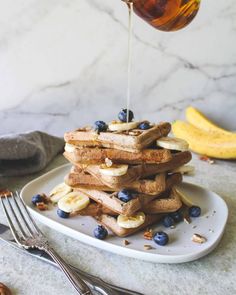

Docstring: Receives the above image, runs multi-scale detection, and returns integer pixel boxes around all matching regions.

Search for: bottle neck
[121,0,136,4]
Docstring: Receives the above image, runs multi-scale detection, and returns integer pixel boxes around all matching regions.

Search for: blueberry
[170,210,183,222]
[93,225,108,240]
[94,121,108,133]
[153,231,169,246]
[32,194,44,205]
[118,109,134,122]
[118,189,134,203]
[57,209,70,219]
[189,206,201,217]
[138,121,151,130]
[162,215,175,228]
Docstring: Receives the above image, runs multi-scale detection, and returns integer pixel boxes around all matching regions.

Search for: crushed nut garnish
[36,202,48,211]
[143,229,153,240]
[129,130,142,136]
[0,190,12,198]
[144,245,153,250]
[77,126,92,132]
[41,193,51,204]
[191,233,207,244]
[105,158,113,168]
[123,239,130,246]
[199,155,215,164]
[184,216,191,224]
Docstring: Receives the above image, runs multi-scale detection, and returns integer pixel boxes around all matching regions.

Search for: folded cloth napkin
[0,131,64,177]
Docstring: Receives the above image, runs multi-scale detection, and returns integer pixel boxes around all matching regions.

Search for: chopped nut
[123,239,130,246]
[199,155,214,164]
[184,216,191,224]
[0,283,12,295]
[191,233,207,244]
[144,245,153,250]
[143,229,153,240]
[105,158,113,168]
[129,130,142,136]
[41,193,51,204]
[77,126,92,132]
[0,190,12,198]
[36,202,48,211]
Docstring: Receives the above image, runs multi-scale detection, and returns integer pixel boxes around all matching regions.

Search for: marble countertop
[0,153,235,295]
[0,0,236,294]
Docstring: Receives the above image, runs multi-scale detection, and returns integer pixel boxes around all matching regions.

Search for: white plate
[21,164,228,264]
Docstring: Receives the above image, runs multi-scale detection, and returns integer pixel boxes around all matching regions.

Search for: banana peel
[186,106,236,139]
[172,120,236,159]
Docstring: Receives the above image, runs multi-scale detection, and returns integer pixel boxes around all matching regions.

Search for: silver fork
[0,191,92,295]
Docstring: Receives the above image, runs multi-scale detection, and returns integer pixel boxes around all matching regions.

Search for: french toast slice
[66,151,191,188]
[64,122,171,153]
[96,213,162,237]
[63,146,172,165]
[74,173,182,216]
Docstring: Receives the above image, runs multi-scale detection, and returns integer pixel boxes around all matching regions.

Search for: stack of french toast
[55,110,192,238]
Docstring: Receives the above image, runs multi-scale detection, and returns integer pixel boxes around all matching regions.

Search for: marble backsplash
[0,0,236,136]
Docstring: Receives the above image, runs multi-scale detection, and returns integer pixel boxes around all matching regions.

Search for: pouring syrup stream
[126,1,133,123]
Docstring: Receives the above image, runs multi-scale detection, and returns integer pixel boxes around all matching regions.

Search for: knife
[0,223,143,295]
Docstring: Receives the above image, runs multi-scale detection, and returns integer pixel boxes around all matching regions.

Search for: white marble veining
[0,0,236,136]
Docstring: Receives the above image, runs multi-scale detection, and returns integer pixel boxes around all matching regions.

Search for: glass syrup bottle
[123,0,201,31]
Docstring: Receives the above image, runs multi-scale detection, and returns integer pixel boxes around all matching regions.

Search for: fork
[0,191,93,295]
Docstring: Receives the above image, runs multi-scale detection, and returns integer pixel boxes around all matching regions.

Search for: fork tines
[0,191,41,246]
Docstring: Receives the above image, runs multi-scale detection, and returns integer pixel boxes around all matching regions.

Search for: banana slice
[175,187,195,207]
[108,121,139,132]
[49,183,72,203]
[117,212,146,229]
[156,137,189,151]
[64,143,76,153]
[58,192,90,213]
[99,164,128,176]
[171,165,195,175]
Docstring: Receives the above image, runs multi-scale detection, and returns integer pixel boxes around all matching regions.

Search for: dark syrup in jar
[128,0,201,31]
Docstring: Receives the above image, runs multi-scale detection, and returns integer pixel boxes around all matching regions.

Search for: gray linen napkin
[0,131,64,177]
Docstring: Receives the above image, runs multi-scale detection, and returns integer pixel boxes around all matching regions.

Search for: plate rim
[20,163,229,264]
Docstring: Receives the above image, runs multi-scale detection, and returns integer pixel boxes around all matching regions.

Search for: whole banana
[172,120,236,159]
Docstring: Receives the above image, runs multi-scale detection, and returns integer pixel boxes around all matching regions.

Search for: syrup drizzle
[126,2,133,123]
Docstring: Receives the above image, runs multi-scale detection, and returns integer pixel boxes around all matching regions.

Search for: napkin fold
[0,131,64,177]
